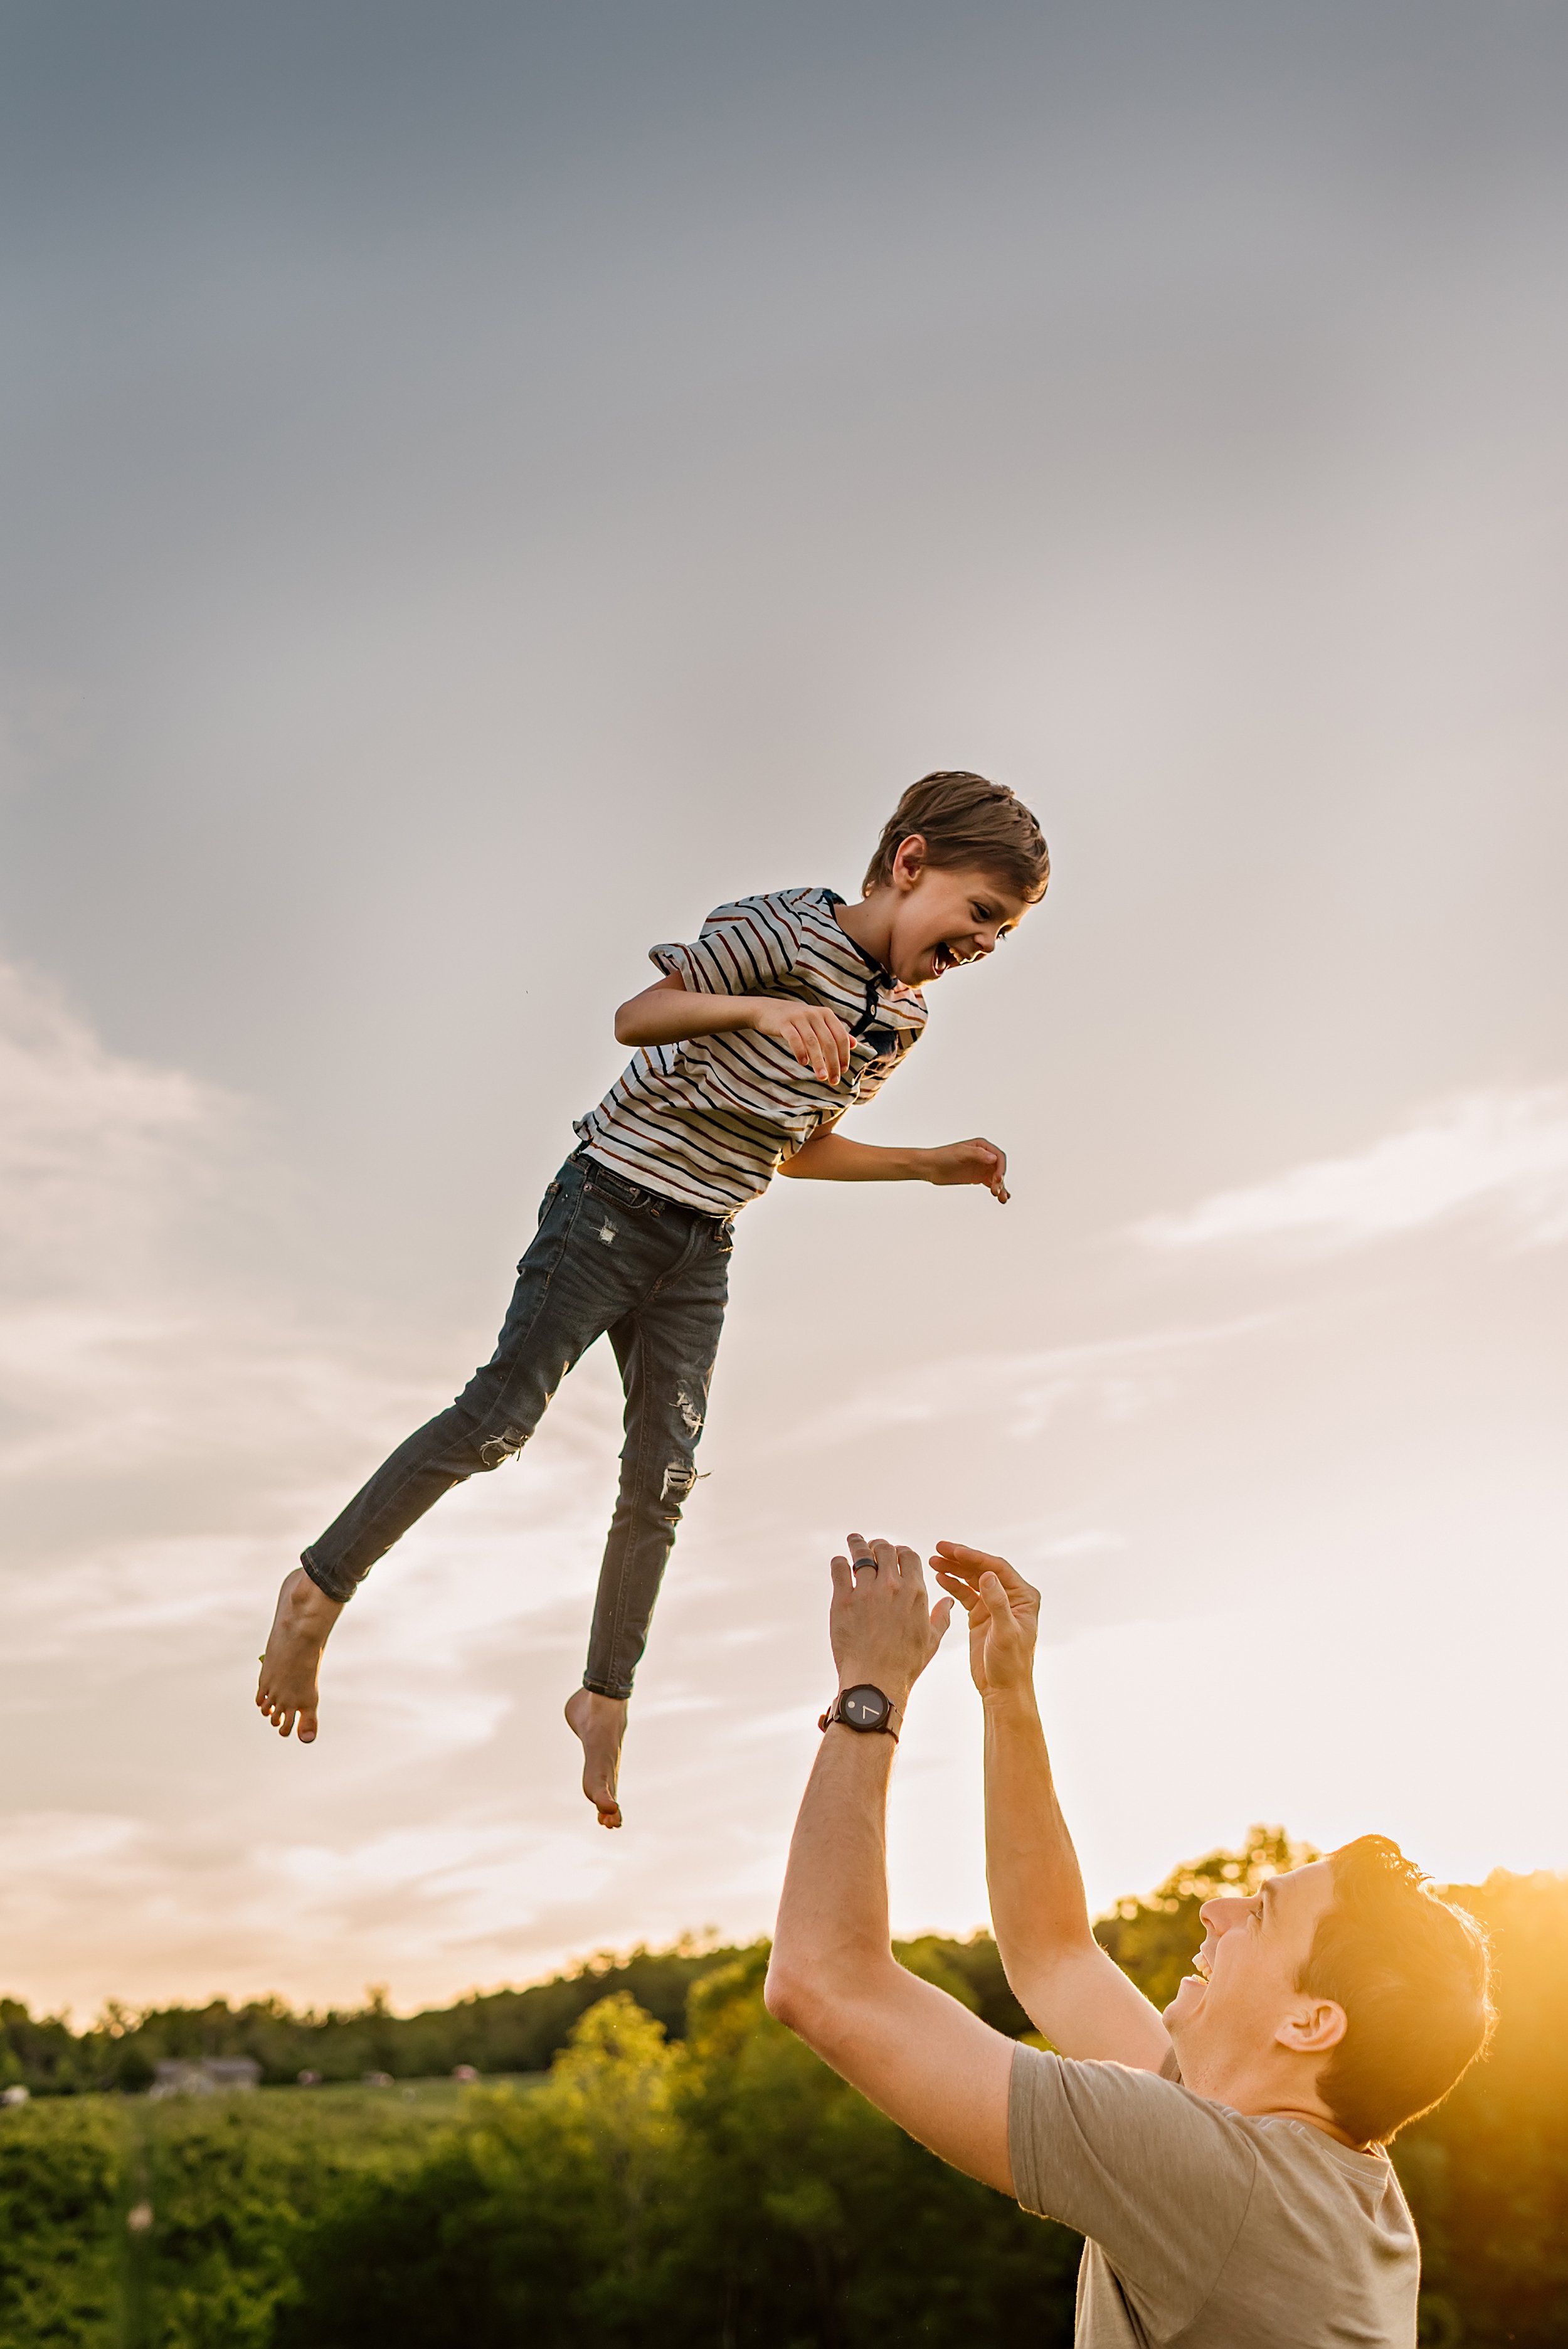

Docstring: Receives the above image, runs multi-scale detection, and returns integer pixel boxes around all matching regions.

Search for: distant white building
[149,2058,262,2098]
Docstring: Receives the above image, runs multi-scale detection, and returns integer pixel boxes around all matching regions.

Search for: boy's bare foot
[564,1688,627,1829]
[255,1568,344,1743]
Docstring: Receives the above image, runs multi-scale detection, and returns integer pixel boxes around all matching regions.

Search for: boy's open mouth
[930,940,965,976]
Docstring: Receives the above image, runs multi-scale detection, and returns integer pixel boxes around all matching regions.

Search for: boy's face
[884,844,1036,989]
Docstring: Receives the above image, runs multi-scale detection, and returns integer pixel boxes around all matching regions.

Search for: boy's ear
[890,833,927,889]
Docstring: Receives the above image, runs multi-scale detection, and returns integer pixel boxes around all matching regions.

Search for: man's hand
[930,1544,1039,1700]
[830,1534,953,1712]
[749,997,855,1083]
[924,1138,1010,1203]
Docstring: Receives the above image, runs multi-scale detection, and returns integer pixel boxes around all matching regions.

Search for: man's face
[1164,1860,1338,2076]
[883,850,1035,989]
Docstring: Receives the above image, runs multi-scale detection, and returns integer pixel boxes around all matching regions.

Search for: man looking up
[766,1537,1493,2347]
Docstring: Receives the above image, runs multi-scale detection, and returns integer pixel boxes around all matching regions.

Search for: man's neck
[1176,2053,1367,2150]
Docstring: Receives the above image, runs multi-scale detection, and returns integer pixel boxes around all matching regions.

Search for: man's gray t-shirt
[1009,2043,1419,2346]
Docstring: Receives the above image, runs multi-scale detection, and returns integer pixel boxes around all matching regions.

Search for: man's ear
[1276,1999,1347,2057]
[891,833,927,889]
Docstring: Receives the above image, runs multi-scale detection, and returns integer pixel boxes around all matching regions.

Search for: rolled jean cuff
[581,1674,632,1702]
[300,1547,357,1605]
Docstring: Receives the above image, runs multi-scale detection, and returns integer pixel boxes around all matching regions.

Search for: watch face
[841,1685,889,1730]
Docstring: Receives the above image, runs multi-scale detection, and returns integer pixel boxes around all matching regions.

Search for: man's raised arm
[931,1545,1172,2071]
[764,1536,1017,2195]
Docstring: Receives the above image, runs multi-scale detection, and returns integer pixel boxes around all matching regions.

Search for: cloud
[0,953,444,1513]
[1133,1089,1568,1254]
[0,953,237,1293]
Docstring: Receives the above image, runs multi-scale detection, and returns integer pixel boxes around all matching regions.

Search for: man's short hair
[864,772,1050,901]
[1300,1836,1494,2145]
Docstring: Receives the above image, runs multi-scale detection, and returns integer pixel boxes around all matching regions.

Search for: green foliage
[0,1850,1563,2345]
[287,1955,1080,2347]
[135,2085,450,2349]
[0,2096,122,2345]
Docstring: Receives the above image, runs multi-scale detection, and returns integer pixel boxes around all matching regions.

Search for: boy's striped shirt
[575,888,929,1214]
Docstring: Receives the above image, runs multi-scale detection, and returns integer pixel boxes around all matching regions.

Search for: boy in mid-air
[256,770,1049,1827]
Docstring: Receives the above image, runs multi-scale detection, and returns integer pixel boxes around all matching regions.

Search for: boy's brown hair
[864,772,1050,902]
[1300,1836,1494,2145]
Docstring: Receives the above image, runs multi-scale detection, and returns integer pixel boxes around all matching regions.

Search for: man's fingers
[931,1565,985,1615]
[934,1540,1030,1593]
[844,1535,929,1593]
[893,1542,925,1592]
[934,1539,1011,1573]
[979,1570,1025,1630]
[830,1552,856,1599]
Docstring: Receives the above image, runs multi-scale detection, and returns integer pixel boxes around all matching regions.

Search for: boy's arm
[615,972,856,1084]
[778,1128,1009,1201]
[617,978,1009,1197]
[930,1546,1173,2071]
[764,1539,1017,2193]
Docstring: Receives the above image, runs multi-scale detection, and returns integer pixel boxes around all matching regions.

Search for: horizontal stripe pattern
[575,888,928,1213]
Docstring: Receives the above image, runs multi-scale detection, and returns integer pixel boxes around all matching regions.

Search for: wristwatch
[818,1684,899,1739]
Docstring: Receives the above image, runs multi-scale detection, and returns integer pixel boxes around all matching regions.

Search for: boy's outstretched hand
[925,1138,1010,1202]
[929,1543,1040,1699]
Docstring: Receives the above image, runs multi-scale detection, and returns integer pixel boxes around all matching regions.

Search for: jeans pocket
[519,1172,581,1273]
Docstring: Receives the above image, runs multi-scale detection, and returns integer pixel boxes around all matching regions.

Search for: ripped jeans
[301,1153,732,1699]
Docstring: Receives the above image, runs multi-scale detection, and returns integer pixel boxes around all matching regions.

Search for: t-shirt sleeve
[1009,2045,1255,2336]
[650,894,804,997]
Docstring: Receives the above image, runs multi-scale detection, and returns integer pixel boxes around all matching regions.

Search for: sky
[3,0,1566,2019]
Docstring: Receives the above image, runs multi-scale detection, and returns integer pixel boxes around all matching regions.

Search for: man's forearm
[768,1724,901,2012]
[766,1702,1019,2195]
[984,1687,1094,1966]
[983,1685,1170,2065]
[778,1132,932,1182]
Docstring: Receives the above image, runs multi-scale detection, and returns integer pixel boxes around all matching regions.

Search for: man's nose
[1199,1896,1244,1933]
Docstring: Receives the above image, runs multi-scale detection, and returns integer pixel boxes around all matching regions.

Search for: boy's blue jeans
[301,1153,732,1700]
